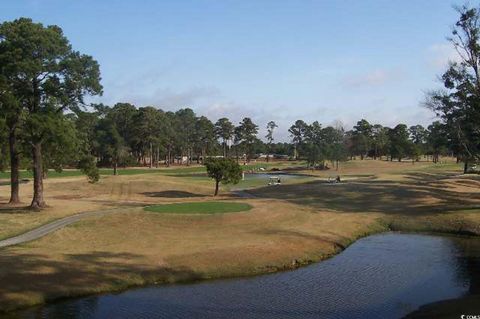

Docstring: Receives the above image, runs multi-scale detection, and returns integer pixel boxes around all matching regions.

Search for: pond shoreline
[7,231,480,319]
[0,219,378,314]
[2,222,479,317]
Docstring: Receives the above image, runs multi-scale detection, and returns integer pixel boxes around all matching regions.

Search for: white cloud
[341,69,404,88]
[427,43,462,69]
[201,101,257,123]
[103,86,220,110]
[151,87,221,109]
[90,81,437,143]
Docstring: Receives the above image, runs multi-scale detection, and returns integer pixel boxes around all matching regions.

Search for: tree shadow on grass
[400,171,459,183]
[252,228,348,249]
[0,179,29,187]
[141,191,205,198]
[0,204,32,214]
[248,172,480,216]
[0,250,202,313]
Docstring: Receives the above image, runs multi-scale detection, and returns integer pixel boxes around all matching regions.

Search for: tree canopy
[204,157,242,196]
[0,18,102,208]
[426,4,480,172]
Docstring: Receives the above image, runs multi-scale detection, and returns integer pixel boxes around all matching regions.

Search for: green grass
[144,201,252,214]
[157,166,207,175]
[158,163,288,175]
[0,168,171,180]
[0,167,195,179]
[0,161,308,180]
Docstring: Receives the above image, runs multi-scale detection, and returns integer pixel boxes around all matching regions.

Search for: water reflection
[9,233,480,319]
[450,236,480,295]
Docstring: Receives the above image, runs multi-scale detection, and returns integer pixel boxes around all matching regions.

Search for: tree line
[288,119,455,169]
[2,5,480,209]
[70,103,282,172]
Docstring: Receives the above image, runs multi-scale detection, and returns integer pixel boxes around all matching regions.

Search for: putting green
[144,201,252,214]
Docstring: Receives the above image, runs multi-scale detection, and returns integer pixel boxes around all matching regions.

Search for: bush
[78,155,100,183]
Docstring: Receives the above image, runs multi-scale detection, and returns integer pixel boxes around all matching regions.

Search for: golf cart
[268,176,282,185]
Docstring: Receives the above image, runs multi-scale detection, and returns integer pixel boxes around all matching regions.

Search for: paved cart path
[0,207,135,248]
[0,189,261,248]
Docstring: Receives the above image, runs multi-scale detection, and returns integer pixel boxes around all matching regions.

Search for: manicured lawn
[0,161,307,180]
[157,166,207,175]
[157,161,306,175]
[144,201,252,214]
[0,164,264,179]
[0,168,171,180]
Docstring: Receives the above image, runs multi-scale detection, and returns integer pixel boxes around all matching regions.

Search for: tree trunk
[223,141,227,158]
[30,143,46,209]
[8,128,20,204]
[168,147,171,167]
[464,160,469,174]
[150,142,153,169]
[113,161,118,175]
[336,160,339,171]
[214,179,219,196]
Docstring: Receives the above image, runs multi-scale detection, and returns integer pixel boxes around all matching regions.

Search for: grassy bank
[0,159,479,313]
[0,199,383,312]
[144,202,252,214]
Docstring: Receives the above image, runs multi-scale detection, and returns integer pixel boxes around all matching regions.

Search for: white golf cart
[268,176,282,185]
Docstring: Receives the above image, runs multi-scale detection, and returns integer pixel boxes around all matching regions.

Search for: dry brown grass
[0,173,215,239]
[0,159,479,312]
[0,199,381,311]
[297,157,457,178]
[250,162,480,234]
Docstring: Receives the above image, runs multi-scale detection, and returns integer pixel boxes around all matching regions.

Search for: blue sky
[1,0,460,140]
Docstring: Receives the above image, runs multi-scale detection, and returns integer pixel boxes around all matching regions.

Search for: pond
[242,172,307,180]
[177,172,310,191]
[8,233,480,319]
[181,172,307,180]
